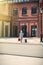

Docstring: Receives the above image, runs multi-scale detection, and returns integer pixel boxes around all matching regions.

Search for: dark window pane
[29,0,38,2]
[13,8,18,16]
[22,8,27,15]
[31,7,37,14]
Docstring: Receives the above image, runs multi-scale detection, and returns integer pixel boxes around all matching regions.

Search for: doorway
[13,25,18,37]
[4,22,10,37]
[5,25,8,37]
[22,25,27,37]
[4,25,10,37]
[31,25,37,37]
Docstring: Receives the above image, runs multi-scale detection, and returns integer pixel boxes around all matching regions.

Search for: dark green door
[13,25,18,37]
[31,26,37,37]
[22,25,27,37]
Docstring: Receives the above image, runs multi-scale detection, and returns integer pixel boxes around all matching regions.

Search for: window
[18,0,27,2]
[29,0,38,2]
[14,0,18,2]
[23,0,26,2]
[6,0,38,3]
[22,7,27,15]
[19,0,23,2]
[31,7,37,14]
[13,8,18,16]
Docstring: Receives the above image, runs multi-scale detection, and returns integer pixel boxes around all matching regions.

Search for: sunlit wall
[0,3,9,16]
[0,0,11,37]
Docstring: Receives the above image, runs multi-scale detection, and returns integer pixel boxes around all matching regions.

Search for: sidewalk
[0,37,43,44]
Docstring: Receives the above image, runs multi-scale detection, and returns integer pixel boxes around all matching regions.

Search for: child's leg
[21,38,22,43]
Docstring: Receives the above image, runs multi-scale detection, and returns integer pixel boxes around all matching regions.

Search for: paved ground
[0,37,43,44]
[0,55,43,65]
[0,38,43,65]
[0,42,43,58]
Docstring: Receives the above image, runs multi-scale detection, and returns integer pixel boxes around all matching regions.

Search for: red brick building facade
[9,0,43,37]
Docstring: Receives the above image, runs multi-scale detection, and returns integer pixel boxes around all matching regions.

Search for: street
[0,42,43,58]
[0,54,43,65]
[0,38,43,65]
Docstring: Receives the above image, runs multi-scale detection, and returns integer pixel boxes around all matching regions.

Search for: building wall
[0,3,11,37]
[11,2,39,17]
[0,1,42,37]
[0,4,9,16]
[0,21,2,37]
[10,2,39,37]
